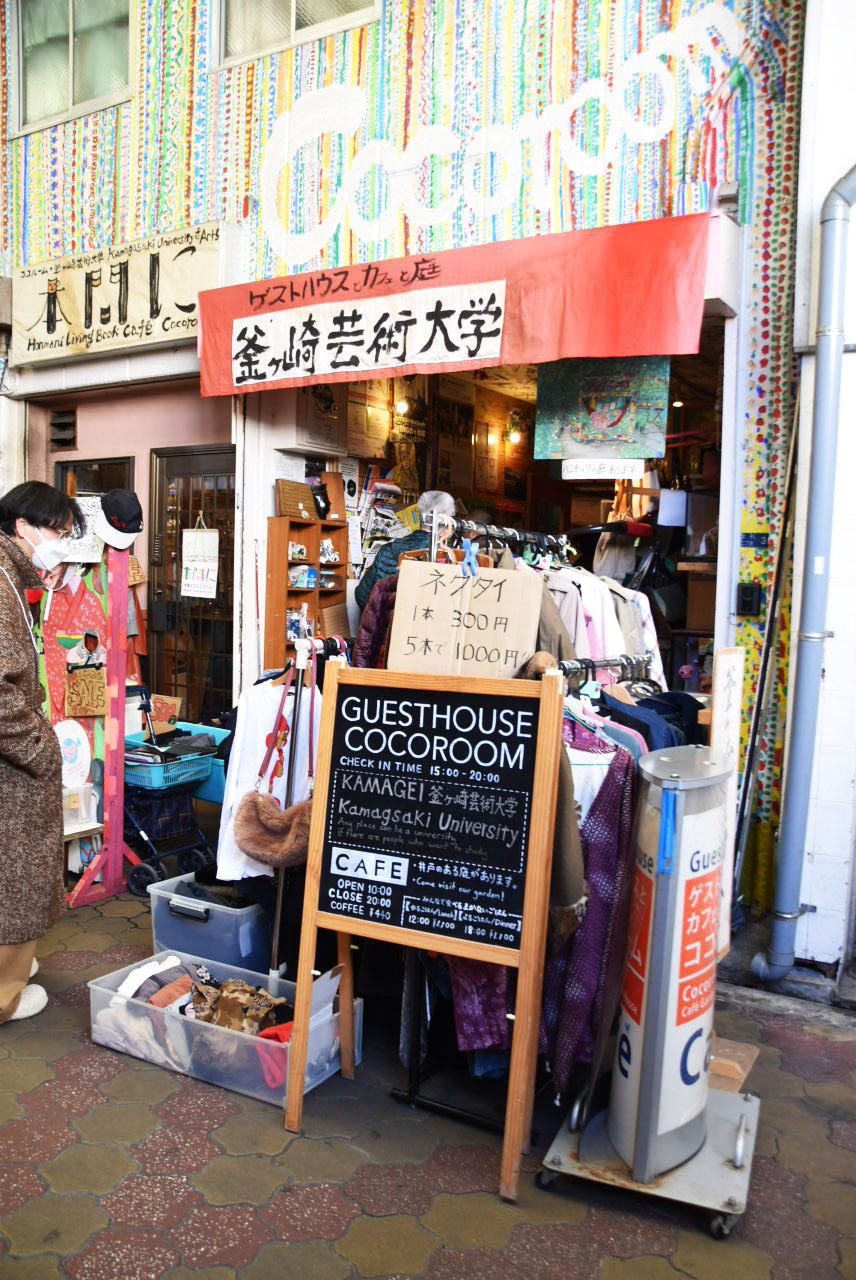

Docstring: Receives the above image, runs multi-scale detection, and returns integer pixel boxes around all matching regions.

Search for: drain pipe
[752,161,856,981]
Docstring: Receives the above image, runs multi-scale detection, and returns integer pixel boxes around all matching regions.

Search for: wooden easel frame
[284,664,564,1201]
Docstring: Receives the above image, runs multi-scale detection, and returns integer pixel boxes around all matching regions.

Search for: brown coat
[0,534,64,944]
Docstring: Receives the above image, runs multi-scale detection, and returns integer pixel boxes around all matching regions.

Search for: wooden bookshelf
[264,517,349,670]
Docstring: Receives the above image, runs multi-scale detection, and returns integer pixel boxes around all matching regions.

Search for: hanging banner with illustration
[535,357,670,461]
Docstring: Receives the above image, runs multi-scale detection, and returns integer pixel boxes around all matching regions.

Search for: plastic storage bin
[125,721,228,804]
[88,950,364,1105]
[148,874,273,974]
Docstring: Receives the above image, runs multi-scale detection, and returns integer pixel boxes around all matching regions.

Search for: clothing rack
[257,635,353,685]
[423,513,573,560]
[558,653,654,687]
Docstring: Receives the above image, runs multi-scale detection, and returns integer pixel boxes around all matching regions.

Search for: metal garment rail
[423,513,575,561]
[558,653,654,688]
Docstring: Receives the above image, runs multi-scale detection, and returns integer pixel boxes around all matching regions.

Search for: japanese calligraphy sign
[285,665,564,1203]
[12,223,221,367]
[230,281,506,390]
[386,560,541,679]
[561,458,646,481]
[199,216,711,397]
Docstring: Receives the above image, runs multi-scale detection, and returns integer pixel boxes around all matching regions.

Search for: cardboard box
[148,694,183,738]
[387,559,541,678]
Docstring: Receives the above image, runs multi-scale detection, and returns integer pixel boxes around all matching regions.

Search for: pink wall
[28,381,232,586]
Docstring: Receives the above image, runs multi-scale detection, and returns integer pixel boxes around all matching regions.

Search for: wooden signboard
[285,664,564,1201]
[65,665,108,718]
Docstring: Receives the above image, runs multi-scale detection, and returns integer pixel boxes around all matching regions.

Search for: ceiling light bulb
[396,398,409,414]
[672,399,684,408]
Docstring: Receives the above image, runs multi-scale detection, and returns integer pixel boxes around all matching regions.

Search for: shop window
[15,0,130,131]
[55,456,133,498]
[49,408,77,451]
[219,0,380,64]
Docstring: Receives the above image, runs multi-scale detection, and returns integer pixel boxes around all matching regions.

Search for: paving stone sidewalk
[1,895,854,1279]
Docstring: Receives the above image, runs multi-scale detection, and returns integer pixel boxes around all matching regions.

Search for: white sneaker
[29,958,39,978]
[9,985,48,1021]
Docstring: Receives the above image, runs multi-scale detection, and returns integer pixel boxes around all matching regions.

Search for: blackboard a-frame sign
[285,664,564,1202]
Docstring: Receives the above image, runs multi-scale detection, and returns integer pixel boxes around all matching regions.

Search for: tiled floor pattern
[0,895,854,1278]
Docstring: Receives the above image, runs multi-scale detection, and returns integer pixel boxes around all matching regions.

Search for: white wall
[789,0,856,967]
[233,389,301,697]
[0,395,26,492]
[793,0,856,351]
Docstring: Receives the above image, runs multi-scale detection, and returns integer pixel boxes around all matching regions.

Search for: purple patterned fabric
[447,956,510,1051]
[353,576,398,668]
[539,744,635,1095]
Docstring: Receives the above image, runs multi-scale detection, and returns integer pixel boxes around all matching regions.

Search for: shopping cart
[123,687,218,896]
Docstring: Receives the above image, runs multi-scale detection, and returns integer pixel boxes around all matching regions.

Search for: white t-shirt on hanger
[216,680,324,880]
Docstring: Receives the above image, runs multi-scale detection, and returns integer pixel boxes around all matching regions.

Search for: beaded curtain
[0,0,803,888]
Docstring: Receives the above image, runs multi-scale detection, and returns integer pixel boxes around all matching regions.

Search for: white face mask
[22,527,70,573]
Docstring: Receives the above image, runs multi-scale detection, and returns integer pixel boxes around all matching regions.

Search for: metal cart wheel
[709,1212,740,1239]
[127,860,160,897]
[177,846,215,875]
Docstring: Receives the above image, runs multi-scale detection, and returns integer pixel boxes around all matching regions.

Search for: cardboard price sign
[387,560,541,679]
[285,665,564,1202]
[147,694,182,738]
[65,666,108,718]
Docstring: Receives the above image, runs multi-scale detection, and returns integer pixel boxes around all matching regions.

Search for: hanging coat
[0,535,65,944]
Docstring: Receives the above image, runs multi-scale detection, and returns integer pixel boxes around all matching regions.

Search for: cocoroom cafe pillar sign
[11,223,222,366]
[285,665,565,1202]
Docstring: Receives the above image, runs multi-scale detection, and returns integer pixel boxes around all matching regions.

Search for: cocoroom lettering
[260,6,742,259]
[339,695,533,770]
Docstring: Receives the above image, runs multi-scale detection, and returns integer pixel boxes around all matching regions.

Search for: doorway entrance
[148,445,236,723]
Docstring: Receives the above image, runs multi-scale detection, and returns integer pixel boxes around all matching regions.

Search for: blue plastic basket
[125,722,228,804]
[124,754,213,791]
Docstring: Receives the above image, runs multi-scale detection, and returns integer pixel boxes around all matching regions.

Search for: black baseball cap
[94,489,144,549]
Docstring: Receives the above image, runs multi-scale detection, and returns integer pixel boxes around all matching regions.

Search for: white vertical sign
[710,647,745,958]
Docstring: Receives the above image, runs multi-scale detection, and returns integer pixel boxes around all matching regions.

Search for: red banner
[198,214,709,398]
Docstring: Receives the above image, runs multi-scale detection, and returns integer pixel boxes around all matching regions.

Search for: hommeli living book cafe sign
[11,223,222,366]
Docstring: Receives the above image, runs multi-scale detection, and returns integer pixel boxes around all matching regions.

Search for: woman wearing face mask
[0,482,83,1023]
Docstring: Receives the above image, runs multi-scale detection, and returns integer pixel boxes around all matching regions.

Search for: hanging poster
[474,452,498,492]
[535,357,670,460]
[338,459,360,512]
[347,399,390,457]
[365,404,391,452]
[181,528,219,599]
[62,496,105,564]
[473,420,499,492]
